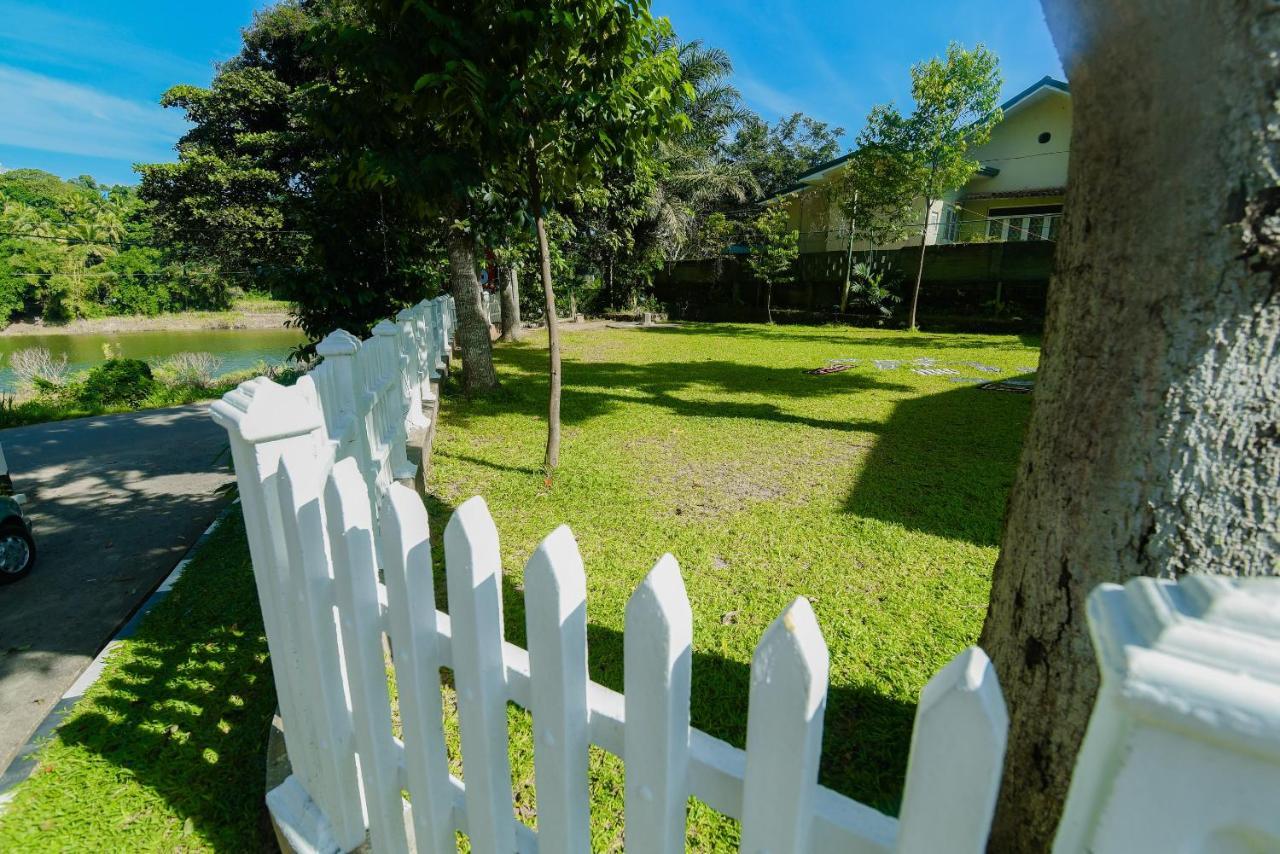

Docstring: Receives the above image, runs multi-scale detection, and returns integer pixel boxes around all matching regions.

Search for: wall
[657,241,1055,328]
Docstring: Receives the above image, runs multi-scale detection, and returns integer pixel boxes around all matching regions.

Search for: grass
[419,322,1038,849]
[0,322,1038,851]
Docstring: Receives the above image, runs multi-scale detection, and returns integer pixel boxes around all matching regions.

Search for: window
[1038,131,1052,144]
[983,205,1064,242]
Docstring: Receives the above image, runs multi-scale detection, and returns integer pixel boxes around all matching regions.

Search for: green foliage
[745,202,799,285]
[79,358,156,406]
[848,43,1003,216]
[0,170,233,324]
[847,256,903,317]
[139,1,444,345]
[726,112,846,199]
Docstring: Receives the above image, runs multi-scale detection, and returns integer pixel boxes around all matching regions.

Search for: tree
[744,202,798,323]
[646,39,757,279]
[726,112,845,200]
[859,44,1001,330]
[831,146,918,312]
[303,1,501,393]
[978,3,1279,851]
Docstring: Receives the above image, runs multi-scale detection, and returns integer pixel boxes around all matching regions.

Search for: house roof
[769,76,1069,200]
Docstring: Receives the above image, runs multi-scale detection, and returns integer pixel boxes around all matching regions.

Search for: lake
[0,327,307,392]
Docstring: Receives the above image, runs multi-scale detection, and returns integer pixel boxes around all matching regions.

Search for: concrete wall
[657,240,1055,328]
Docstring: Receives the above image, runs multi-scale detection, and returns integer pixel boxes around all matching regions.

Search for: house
[780,76,1071,254]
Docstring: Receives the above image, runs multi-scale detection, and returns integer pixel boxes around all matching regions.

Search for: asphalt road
[0,404,231,772]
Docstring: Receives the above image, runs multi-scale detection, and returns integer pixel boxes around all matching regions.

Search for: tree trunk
[980,4,1280,851]
[568,291,577,321]
[765,282,773,324]
[499,265,522,342]
[529,152,562,473]
[908,195,931,330]
[446,229,498,394]
[840,193,858,314]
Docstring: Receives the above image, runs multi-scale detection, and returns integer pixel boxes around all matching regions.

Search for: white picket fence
[212,298,1280,854]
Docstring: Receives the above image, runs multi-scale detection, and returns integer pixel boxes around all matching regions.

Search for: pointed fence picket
[217,293,1279,854]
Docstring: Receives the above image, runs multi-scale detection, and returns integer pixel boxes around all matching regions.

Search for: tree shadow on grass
[445,343,912,438]
[421,491,917,818]
[627,323,1039,353]
[844,378,1034,546]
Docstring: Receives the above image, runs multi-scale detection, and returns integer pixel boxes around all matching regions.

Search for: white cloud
[0,65,188,161]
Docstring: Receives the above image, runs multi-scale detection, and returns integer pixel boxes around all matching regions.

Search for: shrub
[154,351,223,388]
[80,358,155,406]
[9,347,69,389]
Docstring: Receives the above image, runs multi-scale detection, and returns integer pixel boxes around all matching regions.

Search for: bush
[153,351,223,388]
[9,347,69,389]
[80,358,155,406]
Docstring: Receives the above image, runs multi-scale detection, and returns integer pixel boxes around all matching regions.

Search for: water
[0,328,307,392]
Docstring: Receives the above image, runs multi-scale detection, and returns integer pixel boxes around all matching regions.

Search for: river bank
[0,299,293,337]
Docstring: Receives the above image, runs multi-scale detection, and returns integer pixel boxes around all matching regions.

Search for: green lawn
[0,322,1037,851]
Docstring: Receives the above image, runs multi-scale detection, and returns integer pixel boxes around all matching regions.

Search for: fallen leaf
[720,611,740,625]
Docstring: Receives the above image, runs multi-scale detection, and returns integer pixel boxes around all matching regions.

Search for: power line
[977,149,1069,164]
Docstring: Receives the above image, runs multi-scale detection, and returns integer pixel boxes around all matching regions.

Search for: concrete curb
[0,499,240,813]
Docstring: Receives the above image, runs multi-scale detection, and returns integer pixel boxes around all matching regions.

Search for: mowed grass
[0,322,1037,852]
[423,322,1038,849]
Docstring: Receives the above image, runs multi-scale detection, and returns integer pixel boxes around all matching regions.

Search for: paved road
[0,404,232,772]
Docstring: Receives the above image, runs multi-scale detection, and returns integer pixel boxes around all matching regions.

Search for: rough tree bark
[498,265,522,342]
[979,3,1280,851]
[446,229,499,394]
[528,150,562,473]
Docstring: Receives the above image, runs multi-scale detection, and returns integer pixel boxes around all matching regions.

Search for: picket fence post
[624,554,693,854]
[380,483,456,854]
[524,526,591,854]
[895,646,1007,854]
[445,497,517,853]
[324,458,409,852]
[373,319,416,481]
[209,380,339,837]
[740,597,830,853]
[273,445,365,848]
[397,308,430,432]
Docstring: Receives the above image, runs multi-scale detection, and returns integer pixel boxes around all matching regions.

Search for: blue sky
[1,0,1062,186]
